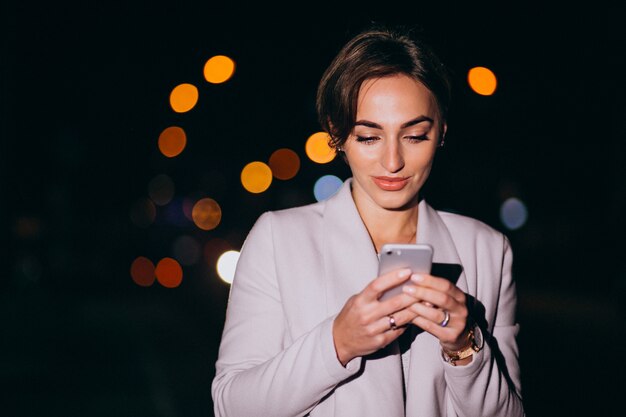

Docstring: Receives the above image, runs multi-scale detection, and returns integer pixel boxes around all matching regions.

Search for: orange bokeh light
[130,256,155,287]
[155,257,183,288]
[241,161,273,193]
[192,198,222,231]
[467,66,497,96]
[204,55,236,84]
[158,126,187,158]
[305,132,335,164]
[269,148,300,180]
[169,83,199,113]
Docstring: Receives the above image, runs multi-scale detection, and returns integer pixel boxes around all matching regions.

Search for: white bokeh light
[216,250,240,284]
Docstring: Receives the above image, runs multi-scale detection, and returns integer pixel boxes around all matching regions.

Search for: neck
[352,191,419,253]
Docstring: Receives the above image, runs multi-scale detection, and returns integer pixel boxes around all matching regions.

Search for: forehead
[356,74,437,122]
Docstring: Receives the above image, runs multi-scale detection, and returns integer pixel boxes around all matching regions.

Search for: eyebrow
[354,115,434,129]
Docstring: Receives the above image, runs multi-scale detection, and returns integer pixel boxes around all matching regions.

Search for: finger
[409,302,460,329]
[403,285,468,327]
[411,315,449,339]
[409,274,466,304]
[361,268,412,301]
[365,319,408,350]
[402,284,455,310]
[409,304,470,347]
[377,291,421,317]
[380,325,407,347]
[410,313,470,347]
[374,309,417,334]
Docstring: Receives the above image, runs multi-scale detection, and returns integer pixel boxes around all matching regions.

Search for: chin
[375,192,419,211]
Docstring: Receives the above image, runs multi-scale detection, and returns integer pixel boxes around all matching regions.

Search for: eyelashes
[355,136,378,144]
[355,135,429,144]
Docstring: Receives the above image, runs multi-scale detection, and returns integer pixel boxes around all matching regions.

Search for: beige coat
[212,179,525,416]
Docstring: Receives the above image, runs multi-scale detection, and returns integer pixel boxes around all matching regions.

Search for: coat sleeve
[211,212,361,417]
[442,234,526,417]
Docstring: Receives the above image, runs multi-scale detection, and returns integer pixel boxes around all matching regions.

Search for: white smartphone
[378,243,433,302]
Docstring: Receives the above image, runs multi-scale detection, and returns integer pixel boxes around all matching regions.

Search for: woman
[212,24,525,417]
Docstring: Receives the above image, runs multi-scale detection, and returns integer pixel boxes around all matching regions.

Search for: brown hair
[316,25,451,150]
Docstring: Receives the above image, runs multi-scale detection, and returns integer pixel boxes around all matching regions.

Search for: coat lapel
[417,200,468,293]
[404,200,470,416]
[320,179,405,416]
[321,179,380,314]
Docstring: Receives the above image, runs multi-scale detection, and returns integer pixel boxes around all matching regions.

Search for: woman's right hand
[332,268,419,366]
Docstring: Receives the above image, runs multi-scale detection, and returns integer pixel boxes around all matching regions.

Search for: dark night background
[2,2,625,416]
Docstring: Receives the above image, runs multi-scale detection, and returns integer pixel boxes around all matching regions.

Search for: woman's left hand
[401,273,470,352]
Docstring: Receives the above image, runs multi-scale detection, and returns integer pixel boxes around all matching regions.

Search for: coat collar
[322,178,468,314]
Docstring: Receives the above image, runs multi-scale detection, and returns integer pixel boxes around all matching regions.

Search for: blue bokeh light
[313,175,343,202]
[500,197,528,230]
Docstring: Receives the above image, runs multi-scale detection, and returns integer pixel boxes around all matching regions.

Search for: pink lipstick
[372,176,410,191]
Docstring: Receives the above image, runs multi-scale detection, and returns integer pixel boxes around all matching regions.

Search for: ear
[325,122,345,153]
[439,123,447,147]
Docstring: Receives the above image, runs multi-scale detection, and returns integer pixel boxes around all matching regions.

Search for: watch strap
[441,325,483,366]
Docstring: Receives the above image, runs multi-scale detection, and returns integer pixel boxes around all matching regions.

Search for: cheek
[409,151,436,171]
[344,149,378,170]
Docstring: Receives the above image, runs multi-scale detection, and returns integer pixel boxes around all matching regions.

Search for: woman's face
[343,74,444,211]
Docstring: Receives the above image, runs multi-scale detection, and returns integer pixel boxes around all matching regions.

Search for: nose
[381,139,404,173]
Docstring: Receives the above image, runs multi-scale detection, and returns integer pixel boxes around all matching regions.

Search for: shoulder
[239,200,326,260]
[250,199,325,234]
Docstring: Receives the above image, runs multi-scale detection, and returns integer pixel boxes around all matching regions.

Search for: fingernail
[402,285,415,294]
[398,269,411,278]
[411,274,424,283]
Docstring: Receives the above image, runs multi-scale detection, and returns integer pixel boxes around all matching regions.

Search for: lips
[372,176,410,191]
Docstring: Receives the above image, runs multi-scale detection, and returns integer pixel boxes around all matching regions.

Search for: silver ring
[439,310,450,327]
[388,314,397,330]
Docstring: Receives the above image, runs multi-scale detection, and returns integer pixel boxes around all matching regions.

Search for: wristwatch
[441,324,484,366]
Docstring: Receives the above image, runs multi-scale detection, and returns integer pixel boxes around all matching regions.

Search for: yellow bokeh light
[241,161,273,193]
[158,126,187,158]
[467,67,497,96]
[305,132,336,164]
[204,55,236,84]
[269,148,300,180]
[192,198,222,231]
[169,83,199,113]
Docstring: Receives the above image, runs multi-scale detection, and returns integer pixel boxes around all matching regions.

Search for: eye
[405,135,429,142]
[355,136,380,144]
